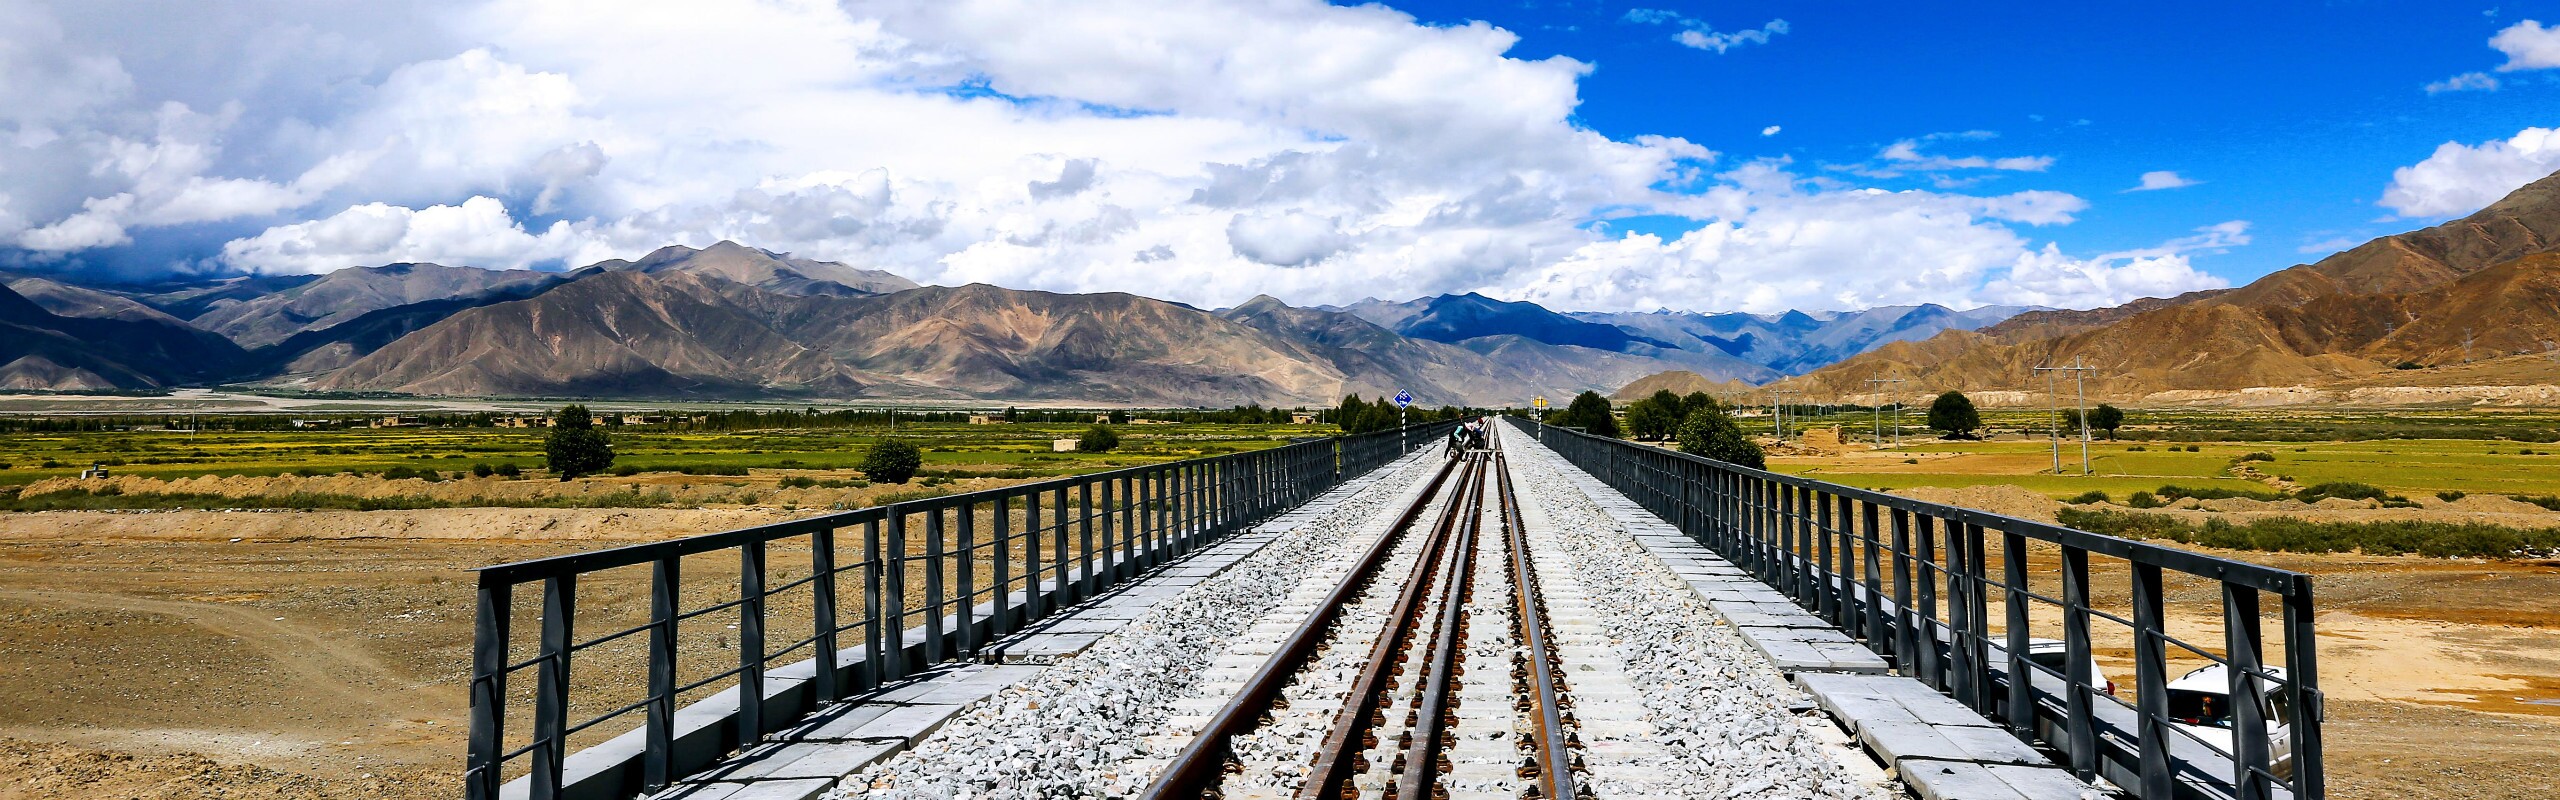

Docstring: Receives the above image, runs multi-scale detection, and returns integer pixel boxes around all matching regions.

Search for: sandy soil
[0,503,2553,799]
[13,469,1040,512]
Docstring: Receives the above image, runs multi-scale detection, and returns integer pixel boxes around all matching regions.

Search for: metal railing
[466,421,1454,800]
[1518,418,2322,800]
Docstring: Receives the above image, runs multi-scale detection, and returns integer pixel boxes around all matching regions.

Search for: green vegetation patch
[2057,507,2560,559]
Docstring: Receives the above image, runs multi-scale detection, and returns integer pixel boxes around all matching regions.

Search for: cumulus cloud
[2125,170,2200,192]
[2424,71,2500,93]
[2379,127,2560,217]
[0,0,2224,313]
[1761,125,1781,137]
[1675,20,1789,54]
[2491,20,2560,71]
[219,196,589,273]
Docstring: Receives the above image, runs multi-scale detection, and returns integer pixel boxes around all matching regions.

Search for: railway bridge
[465,418,2322,800]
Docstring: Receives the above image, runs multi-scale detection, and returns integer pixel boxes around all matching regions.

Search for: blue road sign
[1392,389,1414,409]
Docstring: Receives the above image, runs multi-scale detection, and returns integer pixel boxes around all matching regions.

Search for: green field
[1756,406,2560,500]
[0,421,1314,487]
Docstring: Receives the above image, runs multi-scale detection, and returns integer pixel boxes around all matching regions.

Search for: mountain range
[0,238,2065,405]
[1771,168,2560,404]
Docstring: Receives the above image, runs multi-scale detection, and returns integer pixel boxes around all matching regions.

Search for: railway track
[1144,426,1582,800]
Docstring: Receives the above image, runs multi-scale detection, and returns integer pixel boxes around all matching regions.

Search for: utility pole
[1771,389,1803,441]
[2034,360,2097,475]
[1864,377,1905,449]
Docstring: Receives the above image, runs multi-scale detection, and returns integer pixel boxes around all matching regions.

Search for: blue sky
[3,1,2556,314]
[1384,0,2560,286]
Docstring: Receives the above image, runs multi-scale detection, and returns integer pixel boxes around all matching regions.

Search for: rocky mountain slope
[189,263,563,348]
[1785,169,2560,401]
[0,284,248,390]
[596,240,921,296]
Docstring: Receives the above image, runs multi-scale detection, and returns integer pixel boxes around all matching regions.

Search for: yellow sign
[1531,395,1548,409]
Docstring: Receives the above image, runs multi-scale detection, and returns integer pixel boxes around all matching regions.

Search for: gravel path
[1502,431,1897,800]
[829,449,1447,800]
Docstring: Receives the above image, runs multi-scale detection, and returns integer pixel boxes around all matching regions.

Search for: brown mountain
[0,284,249,390]
[192,262,563,348]
[1611,370,1756,401]
[596,240,921,297]
[1786,169,2560,402]
[1219,296,1733,405]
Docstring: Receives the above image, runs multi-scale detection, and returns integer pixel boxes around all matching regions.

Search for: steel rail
[1141,454,1463,800]
[1496,447,1576,800]
[1295,456,1484,800]
[1393,451,1484,800]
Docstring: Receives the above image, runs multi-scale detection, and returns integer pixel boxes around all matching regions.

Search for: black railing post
[1916,514,1942,690]
[466,580,509,800]
[2225,584,2271,800]
[1891,508,1916,668]
[530,574,576,800]
[2061,545,2097,780]
[1023,491,1043,620]
[644,555,680,791]
[1861,502,1885,651]
[1050,484,1072,606]
[863,519,884,689]
[2002,530,2032,736]
[737,540,766,747]
[2284,580,2325,799]
[1078,482,1097,596]
[2132,562,2173,798]
[813,527,840,702]
[993,495,1013,637]
[881,514,907,681]
[954,504,975,656]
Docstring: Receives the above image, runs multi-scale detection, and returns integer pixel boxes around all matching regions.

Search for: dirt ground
[1,504,2554,799]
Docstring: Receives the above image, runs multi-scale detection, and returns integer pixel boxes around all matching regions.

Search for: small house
[969,414,1003,425]
[1290,412,1318,425]
[1052,438,1079,452]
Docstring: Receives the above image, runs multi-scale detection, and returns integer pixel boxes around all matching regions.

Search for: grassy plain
[0,421,1311,489]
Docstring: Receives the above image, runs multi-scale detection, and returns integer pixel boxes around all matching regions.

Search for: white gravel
[829,448,1449,800]
[1501,425,1897,800]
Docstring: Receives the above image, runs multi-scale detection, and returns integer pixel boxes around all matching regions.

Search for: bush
[2065,490,2112,505]
[2058,507,2560,559]
[472,463,495,478]
[381,466,420,481]
[2126,445,2147,452]
[1676,404,1763,469]
[2238,451,2275,462]
[41,460,64,469]
[611,464,643,477]
[2126,491,2161,509]
[1077,425,1121,453]
[2438,490,2467,502]
[1926,391,1981,439]
[2511,494,2560,512]
[495,463,522,478]
[2296,482,2404,504]
[544,405,615,480]
[863,439,923,484]
[2155,484,2288,502]
[778,476,818,489]
[2184,444,2202,452]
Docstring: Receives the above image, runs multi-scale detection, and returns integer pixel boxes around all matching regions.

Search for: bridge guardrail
[1520,418,2321,800]
[466,420,1455,800]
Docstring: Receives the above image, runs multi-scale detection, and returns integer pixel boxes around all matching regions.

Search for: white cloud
[2125,170,2200,192]
[1674,19,1789,54]
[1760,125,1781,137]
[219,196,590,273]
[3,0,2230,314]
[2424,71,2500,93]
[2379,126,2560,217]
[2491,20,2560,71]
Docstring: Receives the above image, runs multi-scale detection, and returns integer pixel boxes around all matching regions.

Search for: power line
[1863,376,1906,449]
[2033,359,2097,476]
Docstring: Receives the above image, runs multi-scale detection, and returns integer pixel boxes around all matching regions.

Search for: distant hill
[190,262,563,348]
[1574,303,2033,374]
[1340,292,1674,351]
[0,284,248,391]
[595,240,921,297]
[1611,370,1757,401]
[1787,168,2560,402]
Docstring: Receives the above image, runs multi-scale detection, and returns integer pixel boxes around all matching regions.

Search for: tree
[1682,391,1718,419]
[1555,391,1621,438]
[1331,394,1400,435]
[862,438,923,484]
[1108,409,1130,425]
[2090,404,2125,440]
[1926,391,1982,440]
[1077,425,1121,452]
[1677,405,1765,469]
[543,404,615,480]
[1625,390,1683,441]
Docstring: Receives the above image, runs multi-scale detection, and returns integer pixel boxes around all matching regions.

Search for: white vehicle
[2020,638,2116,697]
[2166,664,2296,779]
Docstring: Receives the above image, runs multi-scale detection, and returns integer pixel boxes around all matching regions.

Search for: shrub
[2126,491,2161,509]
[863,439,923,484]
[2185,444,2203,452]
[293,468,325,477]
[2238,451,2275,462]
[1077,425,1121,453]
[1675,404,1763,469]
[381,466,420,480]
[544,405,615,480]
[495,463,522,478]
[2438,490,2467,502]
[472,463,495,478]
[611,464,642,477]
[2065,490,2112,505]
[41,460,64,469]
[1926,391,1981,439]
[2511,494,2560,512]
[778,476,818,489]
[2126,445,2147,452]
[2156,484,2287,502]
[2059,507,2560,559]
[2296,482,2404,504]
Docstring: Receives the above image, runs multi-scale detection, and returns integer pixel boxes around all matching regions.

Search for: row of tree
[1922,392,2124,440]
